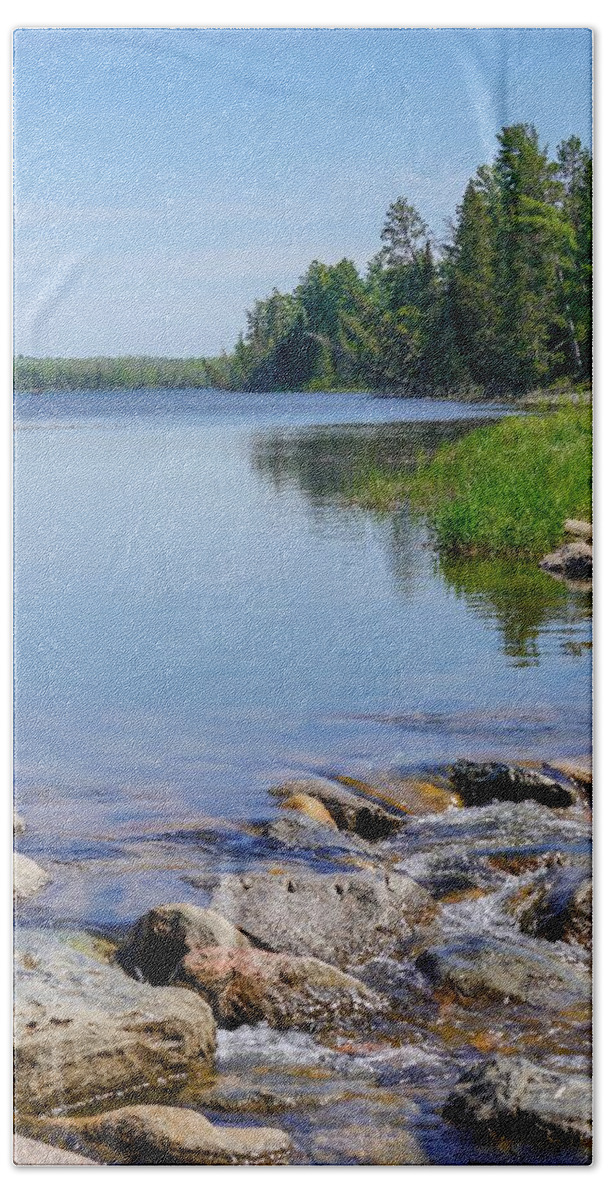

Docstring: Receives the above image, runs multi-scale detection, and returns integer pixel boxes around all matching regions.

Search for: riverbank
[349,398,591,557]
[14,756,592,1165]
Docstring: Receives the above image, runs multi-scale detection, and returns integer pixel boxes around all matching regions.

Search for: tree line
[15,125,590,399]
[219,124,591,397]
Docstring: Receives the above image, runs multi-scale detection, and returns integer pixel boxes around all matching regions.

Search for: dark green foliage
[15,125,591,398]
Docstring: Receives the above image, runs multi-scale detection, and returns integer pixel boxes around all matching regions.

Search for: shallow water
[14,388,591,926]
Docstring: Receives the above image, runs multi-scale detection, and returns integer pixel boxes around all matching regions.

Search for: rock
[255,814,379,863]
[448,761,576,808]
[540,540,592,580]
[416,936,590,1011]
[116,902,382,1031]
[564,519,592,543]
[14,810,25,836]
[115,902,250,984]
[14,929,216,1115]
[14,852,50,900]
[311,1123,428,1165]
[179,945,382,1031]
[210,866,437,967]
[516,867,592,951]
[337,771,457,816]
[25,1105,292,1165]
[269,777,403,840]
[443,1056,591,1157]
[14,1134,98,1164]
[280,792,337,827]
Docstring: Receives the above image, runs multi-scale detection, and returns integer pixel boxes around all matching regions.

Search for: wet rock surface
[540,540,592,581]
[515,867,592,950]
[14,929,216,1115]
[269,777,403,840]
[448,760,576,808]
[416,936,590,1010]
[210,865,437,967]
[24,1104,292,1165]
[14,852,50,901]
[443,1056,591,1158]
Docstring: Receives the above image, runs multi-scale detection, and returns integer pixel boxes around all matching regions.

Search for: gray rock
[210,866,436,967]
[563,519,592,543]
[25,1105,292,1165]
[14,929,216,1115]
[443,1055,591,1157]
[14,810,25,836]
[448,761,576,808]
[311,1123,428,1165]
[14,852,50,900]
[269,777,403,840]
[540,540,592,580]
[256,814,379,862]
[416,936,590,1011]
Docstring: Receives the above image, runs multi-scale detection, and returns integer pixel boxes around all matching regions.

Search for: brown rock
[30,1105,292,1165]
[311,1124,428,1165]
[564,519,592,543]
[115,902,250,985]
[269,777,402,840]
[279,792,337,827]
[540,541,592,580]
[14,1134,98,1165]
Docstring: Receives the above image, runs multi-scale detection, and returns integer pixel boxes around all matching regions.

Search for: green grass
[351,402,592,556]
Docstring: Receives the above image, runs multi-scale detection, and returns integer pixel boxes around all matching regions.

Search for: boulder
[210,866,437,967]
[563,519,592,543]
[448,761,576,808]
[14,1134,98,1165]
[115,902,250,984]
[14,852,50,901]
[517,868,592,951]
[116,902,382,1031]
[14,930,216,1115]
[269,777,403,840]
[540,540,592,580]
[416,936,590,1011]
[443,1056,591,1157]
[176,944,382,1031]
[24,1105,292,1165]
[311,1123,428,1165]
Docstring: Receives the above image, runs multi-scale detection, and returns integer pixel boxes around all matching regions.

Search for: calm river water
[14,390,591,928]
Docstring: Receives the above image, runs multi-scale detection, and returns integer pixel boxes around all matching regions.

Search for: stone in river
[14,929,216,1116]
[269,777,403,840]
[279,791,338,827]
[443,1055,591,1158]
[516,867,592,952]
[14,1134,98,1165]
[116,902,382,1031]
[448,760,576,808]
[540,540,592,581]
[24,1105,292,1165]
[416,936,590,1011]
[14,852,50,901]
[210,866,437,967]
[311,1123,428,1165]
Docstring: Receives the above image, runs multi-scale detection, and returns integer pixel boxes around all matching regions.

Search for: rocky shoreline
[14,757,592,1165]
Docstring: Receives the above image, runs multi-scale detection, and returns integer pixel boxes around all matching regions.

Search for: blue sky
[13,27,592,358]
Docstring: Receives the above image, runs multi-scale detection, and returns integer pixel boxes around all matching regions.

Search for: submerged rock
[14,852,50,901]
[443,1056,591,1158]
[540,540,592,581]
[448,761,576,809]
[255,813,378,862]
[25,1105,292,1165]
[416,936,590,1011]
[311,1123,428,1165]
[516,867,592,951]
[14,930,216,1115]
[210,866,437,967]
[269,777,403,840]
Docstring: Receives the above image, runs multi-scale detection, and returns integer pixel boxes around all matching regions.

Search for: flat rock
[448,761,576,808]
[14,1134,98,1165]
[25,1104,292,1165]
[14,852,50,901]
[210,866,437,967]
[416,936,590,1011]
[540,540,592,580]
[269,777,403,840]
[14,929,216,1115]
[443,1055,591,1157]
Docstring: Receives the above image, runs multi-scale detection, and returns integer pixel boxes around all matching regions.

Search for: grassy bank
[351,400,592,556]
